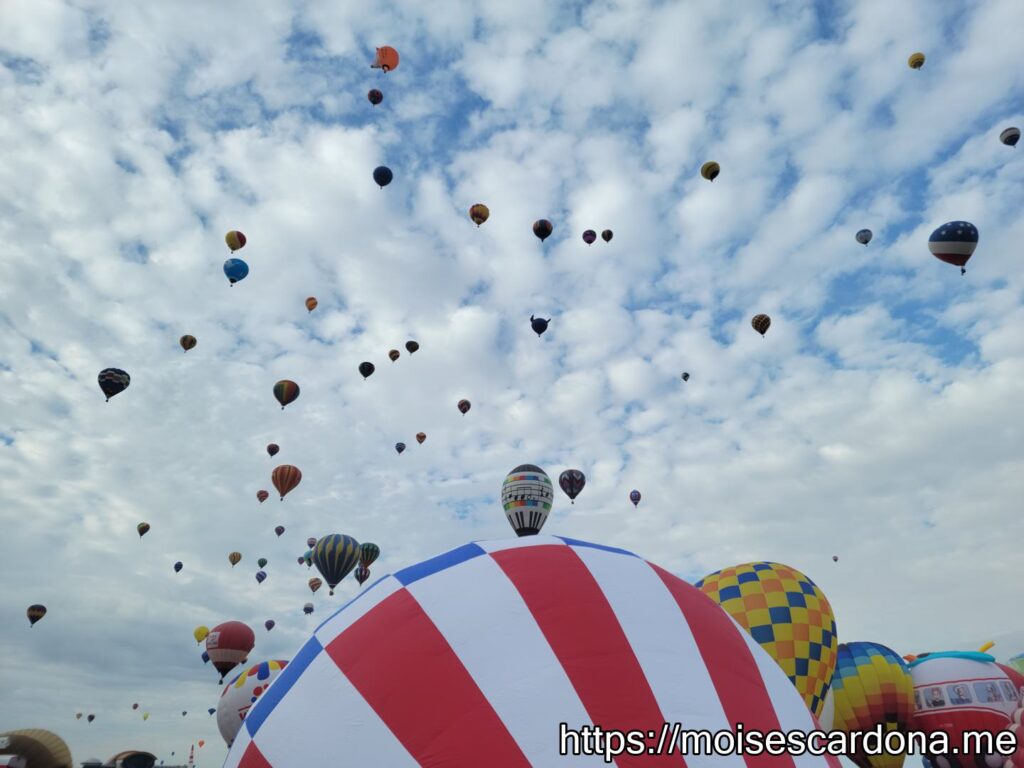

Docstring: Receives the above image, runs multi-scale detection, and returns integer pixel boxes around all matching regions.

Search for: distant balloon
[530,315,550,337]
[305,297,318,313]
[629,489,641,507]
[388,349,400,362]
[225,231,247,252]
[132,703,139,710]
[533,219,553,242]
[373,165,393,188]
[26,604,46,626]
[303,602,314,615]
[355,565,370,586]
[370,46,399,72]
[76,713,82,720]
[180,334,197,352]
[359,542,380,568]
[272,464,302,499]
[833,555,839,562]
[217,660,289,747]
[255,570,267,584]
[416,432,426,444]
[308,577,322,594]
[701,161,720,181]
[257,490,269,503]
[457,398,471,414]
[274,525,285,537]
[582,229,596,245]
[201,651,209,664]
[137,522,150,538]
[98,367,130,401]
[601,229,613,243]
[751,313,771,336]
[501,464,554,536]
[223,258,249,285]
[257,557,268,568]
[194,625,209,644]
[855,229,873,245]
[228,551,242,567]
[405,340,419,354]
[87,714,95,723]
[266,443,280,457]
[681,372,690,382]
[182,711,187,716]
[174,561,183,573]
[395,442,406,454]
[273,380,300,409]
[205,620,255,684]
[306,537,317,548]
[358,361,375,379]
[928,220,978,275]
[303,550,313,567]
[558,469,586,504]
[264,619,274,631]
[908,52,925,69]
[1000,126,1020,147]
[314,534,361,596]
[368,88,383,106]
[209,707,216,715]
[469,203,490,226]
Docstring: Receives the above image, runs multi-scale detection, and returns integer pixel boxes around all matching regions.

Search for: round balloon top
[457,398,471,414]
[388,349,400,361]
[582,229,596,245]
[395,442,406,454]
[532,219,553,241]
[501,464,554,536]
[27,604,46,626]
[558,469,586,504]
[701,160,720,181]
[601,229,613,242]
[855,229,873,245]
[273,379,299,409]
[358,362,375,379]
[530,315,550,336]
[469,203,489,226]
[180,334,197,351]
[313,534,361,595]
[217,659,288,747]
[223,258,249,285]
[98,368,130,401]
[225,536,843,768]
[266,443,279,457]
[373,166,393,188]
[751,313,771,336]
[908,52,925,69]
[928,220,978,275]
[225,230,246,252]
[405,340,419,354]
[695,561,838,717]
[305,297,318,313]
[371,45,399,72]
[1000,126,1020,147]
[206,621,256,683]
[303,602,314,614]
[367,89,383,106]
[629,489,641,506]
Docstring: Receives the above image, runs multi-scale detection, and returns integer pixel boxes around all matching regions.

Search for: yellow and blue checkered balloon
[695,561,838,717]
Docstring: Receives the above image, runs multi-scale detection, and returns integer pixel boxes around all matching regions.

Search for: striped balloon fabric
[225,537,840,768]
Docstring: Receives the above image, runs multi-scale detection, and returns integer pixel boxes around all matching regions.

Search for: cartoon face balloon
[217,660,289,747]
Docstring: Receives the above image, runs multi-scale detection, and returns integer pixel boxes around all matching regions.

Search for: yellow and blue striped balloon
[313,534,360,595]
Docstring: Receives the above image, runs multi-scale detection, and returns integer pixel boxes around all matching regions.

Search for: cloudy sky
[2,0,1023,763]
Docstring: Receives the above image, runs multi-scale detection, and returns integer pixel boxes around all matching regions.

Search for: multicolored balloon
[533,219,553,241]
[98,368,130,401]
[137,522,150,537]
[501,464,554,536]
[305,297,318,313]
[856,229,873,245]
[582,229,596,245]
[313,534,361,595]
[370,46,399,72]
[354,565,370,586]
[908,52,925,69]
[308,577,322,594]
[469,204,490,226]
[225,230,247,252]
[629,490,641,507]
[217,660,289,747]
[229,551,242,567]
[303,602,314,615]
[26,604,46,626]
[457,398,471,414]
[368,89,383,106]
[928,221,978,275]
[359,542,380,568]
[701,160,720,181]
[180,334,197,351]
[272,465,302,499]
[1001,127,1020,147]
[257,490,269,503]
[558,469,586,504]
[205,620,256,684]
[388,349,400,362]
[273,380,300,409]
[752,313,771,336]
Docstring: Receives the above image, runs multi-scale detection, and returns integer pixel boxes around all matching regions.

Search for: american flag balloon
[928,221,978,275]
[224,536,842,768]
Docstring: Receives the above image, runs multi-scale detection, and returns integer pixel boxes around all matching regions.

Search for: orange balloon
[416,432,426,444]
[198,740,205,748]
[272,465,302,500]
[371,46,400,72]
[305,297,318,313]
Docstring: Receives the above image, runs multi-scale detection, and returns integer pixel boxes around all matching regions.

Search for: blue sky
[1,0,1024,764]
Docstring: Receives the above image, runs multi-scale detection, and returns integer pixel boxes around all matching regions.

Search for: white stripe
[407,551,608,765]
[475,535,570,553]
[929,241,975,255]
[572,546,747,768]
[222,726,251,768]
[250,651,418,767]
[313,575,403,645]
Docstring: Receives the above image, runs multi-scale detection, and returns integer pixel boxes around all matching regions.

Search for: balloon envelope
[272,465,302,499]
[501,464,554,536]
[223,258,249,284]
[217,660,289,747]
[373,166,393,187]
[206,621,256,682]
[856,229,873,245]
[928,221,978,272]
[558,469,586,503]
[532,219,553,241]
[1000,126,1020,147]
[313,534,361,595]
[98,368,130,401]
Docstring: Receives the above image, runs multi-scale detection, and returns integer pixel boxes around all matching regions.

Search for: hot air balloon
[701,161,720,181]
[132,703,139,710]
[908,52,925,69]
[225,231,247,252]
[558,469,586,504]
[76,713,82,720]
[370,46,399,72]
[533,219,553,241]
[629,489,641,507]
[223,258,249,285]
[833,555,839,562]
[695,561,838,717]
[368,89,383,106]
[313,534,361,595]
[818,642,914,768]
[752,313,771,336]
[256,570,267,584]
[144,712,150,720]
[272,380,299,409]
[928,221,978,275]
[530,315,550,336]
[174,561,183,573]
[358,362,375,379]
[582,229,596,245]
[26,604,46,626]
[258,557,268,568]
[1009,653,1024,675]
[305,297,318,313]
[137,522,150,537]
[87,714,95,723]
[182,711,187,716]
[302,537,314,549]
[359,542,380,568]
[355,565,370,585]
[303,550,313,567]
[388,349,400,361]
[373,166,393,188]
[257,490,269,503]
[209,707,216,715]
[228,551,242,567]
[98,368,130,401]
[308,577,322,594]
[405,340,419,354]
[217,660,289,747]
[264,620,275,632]
[202,651,210,663]
[501,464,554,536]
[206,620,255,684]
[681,372,690,382]
[1000,127,1020,147]
[601,229,613,242]
[297,556,304,565]
[274,525,285,537]
[266,443,280,457]
[180,334,197,352]
[469,204,489,226]
[303,602,314,615]
[194,625,209,644]
[272,464,302,499]
[222,537,843,768]
[856,229,873,245]
[457,398,471,414]
[199,741,205,748]
[416,432,426,444]
[395,442,406,454]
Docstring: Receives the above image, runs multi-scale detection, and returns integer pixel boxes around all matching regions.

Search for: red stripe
[326,588,530,767]
[237,743,271,768]
[492,545,684,766]
[651,564,810,768]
